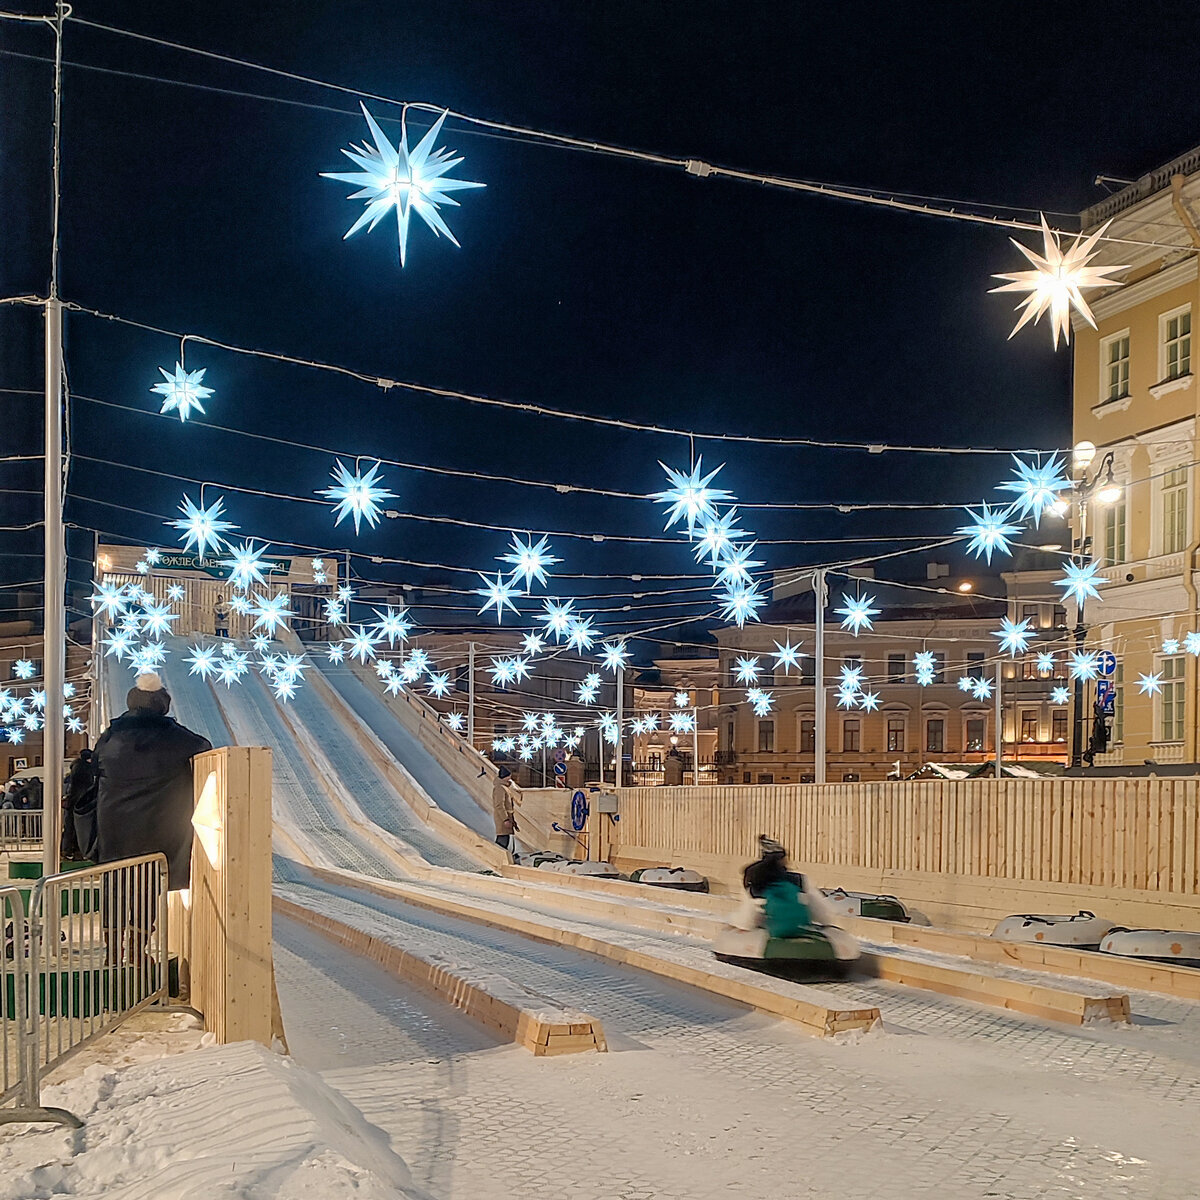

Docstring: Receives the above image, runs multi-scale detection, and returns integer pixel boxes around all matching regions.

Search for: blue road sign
[1097,650,1117,677]
[553,761,567,776]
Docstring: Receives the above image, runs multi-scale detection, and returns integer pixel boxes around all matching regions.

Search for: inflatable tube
[821,888,910,922]
[992,911,1115,948]
[1099,928,1200,967]
[515,851,566,869]
[540,859,624,879]
[712,923,860,978]
[630,867,710,893]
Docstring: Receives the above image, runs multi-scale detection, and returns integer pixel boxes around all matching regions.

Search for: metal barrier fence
[0,810,43,855]
[0,854,169,1128]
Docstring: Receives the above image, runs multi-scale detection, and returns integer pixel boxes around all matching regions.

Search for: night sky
[4,2,1200,642]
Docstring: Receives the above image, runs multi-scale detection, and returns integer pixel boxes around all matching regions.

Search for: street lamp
[1063,441,1122,768]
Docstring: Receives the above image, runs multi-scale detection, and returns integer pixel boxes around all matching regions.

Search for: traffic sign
[1096,680,1116,714]
[554,748,567,763]
[1097,650,1117,677]
[553,761,567,776]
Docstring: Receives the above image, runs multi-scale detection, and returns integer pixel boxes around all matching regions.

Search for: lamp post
[1057,441,1123,769]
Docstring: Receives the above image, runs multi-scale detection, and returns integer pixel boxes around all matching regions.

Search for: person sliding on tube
[740,835,814,939]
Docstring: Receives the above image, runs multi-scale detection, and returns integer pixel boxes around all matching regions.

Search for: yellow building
[1071,148,1200,766]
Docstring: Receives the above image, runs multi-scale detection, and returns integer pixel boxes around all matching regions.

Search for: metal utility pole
[1070,499,1092,769]
[42,3,67,879]
[993,661,1003,779]
[615,664,624,788]
[691,705,700,786]
[467,641,476,746]
[813,568,827,784]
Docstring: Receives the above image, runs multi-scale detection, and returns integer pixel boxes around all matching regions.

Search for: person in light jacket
[492,766,520,855]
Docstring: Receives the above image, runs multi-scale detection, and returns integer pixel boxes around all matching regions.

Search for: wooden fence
[610,780,1200,932]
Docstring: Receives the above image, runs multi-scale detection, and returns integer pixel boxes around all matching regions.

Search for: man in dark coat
[90,671,212,890]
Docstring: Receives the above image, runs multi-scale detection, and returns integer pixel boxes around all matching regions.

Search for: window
[725,722,734,751]
[758,720,775,752]
[965,717,986,751]
[1163,306,1192,379]
[887,717,905,752]
[757,773,774,784]
[843,653,863,674]
[455,664,469,692]
[1053,605,1068,628]
[928,651,946,683]
[1020,709,1038,741]
[1022,655,1042,681]
[887,653,906,683]
[1021,603,1039,625]
[1102,498,1127,566]
[1158,656,1186,742]
[842,719,860,752]
[742,771,752,784]
[966,652,986,679]
[799,718,815,754]
[799,655,815,685]
[926,718,944,753]
[1101,331,1130,400]
[1111,663,1124,745]
[1051,708,1068,743]
[1162,465,1189,555]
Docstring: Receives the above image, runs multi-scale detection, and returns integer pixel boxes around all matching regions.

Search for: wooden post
[189,746,275,1046]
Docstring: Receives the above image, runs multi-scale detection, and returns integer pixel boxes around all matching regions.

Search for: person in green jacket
[743,835,812,939]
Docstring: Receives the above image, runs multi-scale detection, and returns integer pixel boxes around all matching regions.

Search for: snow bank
[0,1041,431,1200]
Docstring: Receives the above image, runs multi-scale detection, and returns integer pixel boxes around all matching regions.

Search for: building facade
[1070,148,1200,766]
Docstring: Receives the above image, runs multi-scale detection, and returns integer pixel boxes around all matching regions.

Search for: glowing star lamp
[990,215,1127,348]
[1056,560,1106,607]
[694,508,748,568]
[322,104,485,267]
[600,641,631,673]
[500,533,560,591]
[1137,672,1164,696]
[772,639,802,673]
[152,362,214,422]
[719,582,765,627]
[992,617,1033,657]
[958,502,1020,564]
[835,593,880,636]
[716,542,764,589]
[170,493,237,561]
[997,454,1072,527]
[222,540,272,592]
[1051,686,1071,705]
[734,656,760,685]
[320,459,395,534]
[652,457,732,535]
[475,571,521,623]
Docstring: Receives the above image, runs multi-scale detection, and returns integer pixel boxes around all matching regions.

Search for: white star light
[540,599,575,639]
[222,540,272,592]
[1056,560,1106,607]
[338,585,354,603]
[993,617,1033,657]
[345,628,379,662]
[576,681,598,704]
[1036,652,1056,675]
[1068,651,1100,682]
[522,632,545,657]
[652,458,733,535]
[151,362,214,422]
[694,508,748,568]
[998,454,1072,526]
[13,660,35,680]
[90,582,128,619]
[475,572,521,624]
[145,548,162,565]
[1051,686,1071,705]
[445,711,465,732]
[715,543,764,589]
[566,616,596,652]
[322,104,485,267]
[490,658,517,686]
[969,677,993,701]
[957,675,976,693]
[327,643,346,664]
[104,631,132,660]
[250,592,294,635]
[167,584,185,602]
[835,593,880,636]
[373,607,411,645]
[324,599,347,626]
[427,672,451,698]
[385,676,405,696]
[407,646,431,673]
[253,634,271,653]
[958,502,1020,564]
[772,639,802,674]
[170,493,237,561]
[718,582,766,628]
[751,691,774,717]
[598,712,619,744]
[734,656,760,685]
[1162,638,1180,654]
[375,659,394,678]
[600,641,631,673]
[66,717,84,734]
[913,650,936,686]
[669,711,696,734]
[1186,632,1200,656]
[500,533,560,591]
[990,216,1127,348]
[229,594,252,616]
[858,690,881,711]
[1137,672,1163,695]
[320,459,395,534]
[510,656,532,683]
[135,559,149,575]
[673,690,690,708]
[141,602,178,639]
[642,712,660,733]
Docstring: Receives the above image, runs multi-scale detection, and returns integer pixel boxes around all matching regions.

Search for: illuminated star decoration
[500,533,560,592]
[167,584,185,602]
[1185,632,1200,656]
[250,592,294,636]
[324,599,346,626]
[427,672,451,698]
[135,559,149,575]
[322,103,485,267]
[969,677,993,701]
[170,493,237,561]
[734,656,760,685]
[1056,560,1106,607]
[1051,686,1071,705]
[993,617,1033,657]
[187,644,218,680]
[998,454,1072,527]
[345,628,379,662]
[913,651,936,686]
[772,639,802,674]
[858,690,881,711]
[751,691,774,717]
[836,593,880,636]
[320,459,395,535]
[670,690,689,708]
[694,508,748,568]
[151,362,214,422]
[719,582,766,628]
[445,712,465,732]
[145,548,161,565]
[1068,651,1100,682]
[373,607,411,645]
[13,660,35,680]
[990,215,1127,348]
[669,711,696,734]
[475,571,521,624]
[541,599,575,641]
[566,616,596,652]
[1162,638,1180,654]
[1137,672,1163,696]
[222,540,272,592]
[958,502,1020,564]
[491,658,517,687]
[716,543,764,590]
[1036,652,1056,675]
[141,602,178,639]
[327,643,346,664]
[652,458,732,535]
[600,641,631,673]
[90,582,128,620]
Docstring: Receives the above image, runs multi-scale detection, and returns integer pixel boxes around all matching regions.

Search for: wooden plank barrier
[610,780,1200,933]
[190,746,276,1046]
[274,894,606,1056]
